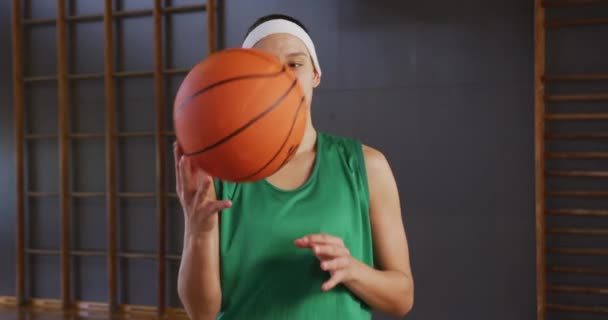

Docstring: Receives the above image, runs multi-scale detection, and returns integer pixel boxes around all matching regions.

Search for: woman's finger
[201,199,233,214]
[191,171,210,210]
[320,256,351,272]
[173,142,183,194]
[296,234,345,248]
[311,244,350,260]
[185,157,198,193]
[321,270,346,292]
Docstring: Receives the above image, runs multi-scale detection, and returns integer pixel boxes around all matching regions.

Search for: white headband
[242,19,322,76]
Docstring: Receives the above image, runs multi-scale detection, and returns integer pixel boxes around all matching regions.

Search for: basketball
[173,48,307,183]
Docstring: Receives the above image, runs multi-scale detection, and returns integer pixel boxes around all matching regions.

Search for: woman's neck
[296,123,317,155]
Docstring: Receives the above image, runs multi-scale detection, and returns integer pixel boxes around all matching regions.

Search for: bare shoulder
[360,143,400,213]
[361,144,393,179]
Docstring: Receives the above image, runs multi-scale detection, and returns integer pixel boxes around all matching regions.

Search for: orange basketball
[173,48,307,183]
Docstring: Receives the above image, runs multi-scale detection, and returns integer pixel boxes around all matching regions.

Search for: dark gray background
[3,0,605,319]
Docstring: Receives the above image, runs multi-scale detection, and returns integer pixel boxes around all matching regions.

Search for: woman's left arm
[295,146,414,317]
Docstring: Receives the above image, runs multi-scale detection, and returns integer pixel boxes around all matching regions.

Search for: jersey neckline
[261,131,323,194]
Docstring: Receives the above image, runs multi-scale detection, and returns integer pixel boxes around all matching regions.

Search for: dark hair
[245,13,309,37]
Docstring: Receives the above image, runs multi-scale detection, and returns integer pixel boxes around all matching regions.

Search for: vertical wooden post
[207,0,216,53]
[153,0,166,316]
[56,0,71,310]
[104,0,118,312]
[534,0,546,319]
[12,0,26,307]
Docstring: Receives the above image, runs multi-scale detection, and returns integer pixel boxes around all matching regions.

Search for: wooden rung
[545,132,608,140]
[117,252,156,259]
[68,73,104,80]
[164,68,190,75]
[548,247,608,256]
[22,4,210,26]
[166,193,178,198]
[117,192,156,198]
[544,73,608,82]
[163,4,207,14]
[27,249,60,255]
[25,133,57,140]
[166,308,189,319]
[74,300,109,312]
[547,265,608,276]
[113,9,153,18]
[166,254,181,260]
[69,133,104,139]
[22,18,56,26]
[26,15,104,25]
[28,191,59,197]
[545,113,608,120]
[546,152,608,159]
[546,208,608,216]
[164,131,176,136]
[546,190,608,198]
[71,250,105,257]
[546,171,608,178]
[71,192,105,198]
[119,304,158,315]
[0,296,18,307]
[543,0,608,7]
[545,93,608,102]
[23,75,57,82]
[66,13,104,23]
[31,299,62,310]
[116,131,155,138]
[547,18,608,28]
[114,70,154,78]
[548,303,608,314]
[548,227,608,236]
[548,284,608,295]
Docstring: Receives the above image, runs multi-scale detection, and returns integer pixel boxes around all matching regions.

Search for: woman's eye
[288,62,302,69]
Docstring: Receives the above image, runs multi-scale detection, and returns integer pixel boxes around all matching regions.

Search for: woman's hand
[294,234,360,291]
[174,142,232,236]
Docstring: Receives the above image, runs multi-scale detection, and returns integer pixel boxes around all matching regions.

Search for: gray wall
[0,0,536,319]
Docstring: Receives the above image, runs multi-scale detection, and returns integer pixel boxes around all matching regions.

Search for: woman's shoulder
[319,131,391,183]
[319,131,388,168]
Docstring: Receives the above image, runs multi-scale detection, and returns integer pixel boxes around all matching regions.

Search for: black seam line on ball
[177,66,287,111]
[235,96,306,181]
[184,79,299,157]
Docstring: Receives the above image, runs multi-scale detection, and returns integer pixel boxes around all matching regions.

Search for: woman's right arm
[174,143,232,320]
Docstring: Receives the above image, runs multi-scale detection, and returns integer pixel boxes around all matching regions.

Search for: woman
[176,14,414,320]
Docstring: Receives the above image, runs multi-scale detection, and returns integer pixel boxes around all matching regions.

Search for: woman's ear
[312,69,321,88]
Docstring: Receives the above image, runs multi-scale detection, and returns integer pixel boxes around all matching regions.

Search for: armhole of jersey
[353,141,371,210]
[214,178,236,201]
[213,178,223,199]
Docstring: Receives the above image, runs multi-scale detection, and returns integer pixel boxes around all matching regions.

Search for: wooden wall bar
[103,0,118,312]
[153,0,167,315]
[56,0,71,309]
[11,0,25,307]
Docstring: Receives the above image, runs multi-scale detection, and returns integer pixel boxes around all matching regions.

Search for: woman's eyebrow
[287,52,308,58]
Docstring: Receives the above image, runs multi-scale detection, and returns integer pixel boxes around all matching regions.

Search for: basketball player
[175,14,414,320]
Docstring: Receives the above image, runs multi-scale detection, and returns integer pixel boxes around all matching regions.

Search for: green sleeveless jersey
[214,131,374,320]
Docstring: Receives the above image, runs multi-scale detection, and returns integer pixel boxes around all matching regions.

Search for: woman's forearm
[177,228,222,320]
[344,259,414,317]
